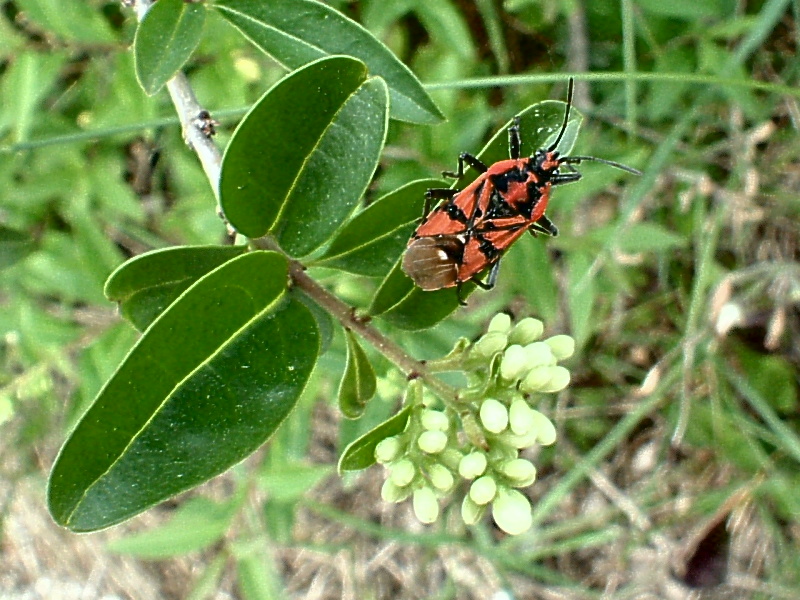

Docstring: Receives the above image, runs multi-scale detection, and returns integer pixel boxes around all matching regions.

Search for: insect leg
[442,153,489,179]
[470,260,501,290]
[456,283,468,306]
[509,116,521,159]
[551,172,582,185]
[529,214,559,237]
[424,188,459,216]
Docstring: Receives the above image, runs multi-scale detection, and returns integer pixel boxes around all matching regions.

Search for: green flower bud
[417,430,448,454]
[545,334,575,360]
[472,332,508,358]
[428,464,455,491]
[509,397,535,435]
[500,344,529,381]
[413,487,439,524]
[461,495,485,526]
[487,313,512,333]
[375,436,401,464]
[519,366,553,393]
[500,458,537,487]
[389,458,416,487]
[469,475,498,505]
[492,488,533,535]
[420,409,449,431]
[530,410,557,446]
[523,342,556,368]
[539,366,570,393]
[508,317,544,345]
[458,452,488,479]
[479,398,509,433]
[381,479,409,503]
[497,428,538,449]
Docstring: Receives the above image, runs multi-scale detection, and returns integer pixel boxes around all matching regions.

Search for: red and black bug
[402,79,641,304]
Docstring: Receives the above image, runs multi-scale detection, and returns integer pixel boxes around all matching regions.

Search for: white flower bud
[492,488,533,535]
[487,313,512,333]
[420,409,449,431]
[508,317,544,345]
[461,495,485,526]
[413,487,439,524]
[545,334,575,360]
[381,479,409,503]
[458,452,488,479]
[479,398,509,433]
[509,398,535,435]
[389,458,416,487]
[539,366,570,393]
[428,464,455,491]
[417,430,448,454]
[530,410,557,446]
[500,344,529,381]
[519,366,553,393]
[522,342,556,368]
[500,458,537,487]
[375,436,401,464]
[469,476,498,505]
[472,332,508,358]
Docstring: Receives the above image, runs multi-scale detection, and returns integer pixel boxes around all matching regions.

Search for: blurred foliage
[1,0,799,597]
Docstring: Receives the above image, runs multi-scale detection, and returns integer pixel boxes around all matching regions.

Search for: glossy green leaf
[292,289,335,354]
[135,0,206,95]
[104,245,247,332]
[219,56,389,256]
[213,0,443,124]
[107,495,241,558]
[338,405,412,472]
[49,252,320,531]
[338,330,377,419]
[0,225,35,270]
[315,179,444,276]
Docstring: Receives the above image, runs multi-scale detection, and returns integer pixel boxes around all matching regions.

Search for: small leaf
[219,56,389,256]
[107,496,240,558]
[214,0,444,124]
[134,0,206,95]
[567,251,595,349]
[315,178,445,276]
[338,405,413,472]
[338,330,377,419]
[48,252,321,531]
[0,225,35,270]
[369,259,473,330]
[104,245,247,331]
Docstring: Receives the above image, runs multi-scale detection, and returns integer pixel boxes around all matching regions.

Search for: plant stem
[129,0,459,405]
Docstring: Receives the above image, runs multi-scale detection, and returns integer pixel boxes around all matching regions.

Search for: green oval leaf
[212,0,443,124]
[107,495,241,558]
[315,178,445,277]
[219,56,389,256]
[49,252,320,531]
[134,0,206,95]
[105,245,247,331]
[338,330,377,419]
[338,405,412,472]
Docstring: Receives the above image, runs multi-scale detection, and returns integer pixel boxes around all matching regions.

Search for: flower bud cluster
[375,314,574,536]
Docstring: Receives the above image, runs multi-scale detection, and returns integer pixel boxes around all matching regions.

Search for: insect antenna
[547,77,575,153]
[560,155,642,175]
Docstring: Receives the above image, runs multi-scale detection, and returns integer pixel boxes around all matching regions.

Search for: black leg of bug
[424,187,459,216]
[551,172,582,186]
[509,116,521,160]
[530,214,559,237]
[442,152,488,179]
